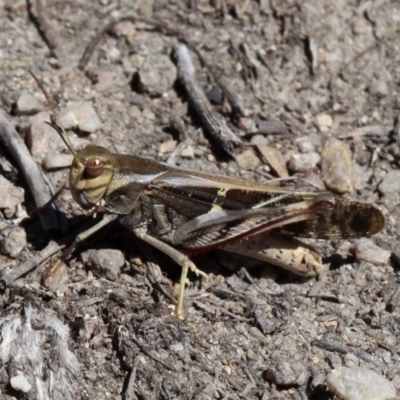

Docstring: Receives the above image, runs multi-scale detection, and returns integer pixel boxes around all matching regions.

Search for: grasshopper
[29,71,385,318]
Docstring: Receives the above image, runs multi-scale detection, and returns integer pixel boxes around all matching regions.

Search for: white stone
[59,101,102,133]
[10,374,32,393]
[354,238,391,265]
[326,367,396,400]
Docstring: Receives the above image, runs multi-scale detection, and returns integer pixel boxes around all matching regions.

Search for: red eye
[85,156,104,178]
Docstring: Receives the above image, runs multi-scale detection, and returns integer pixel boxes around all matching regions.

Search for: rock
[106,46,120,63]
[59,101,102,133]
[370,79,388,98]
[81,249,124,281]
[238,117,257,132]
[180,144,195,159]
[321,137,354,193]
[235,149,261,170]
[43,153,73,170]
[42,261,69,289]
[10,374,32,393]
[0,226,27,258]
[354,238,391,265]
[15,91,44,115]
[137,54,177,96]
[170,342,184,352]
[249,134,268,145]
[94,70,117,92]
[379,170,400,196]
[158,140,177,154]
[111,20,137,39]
[77,316,99,342]
[316,114,333,132]
[287,152,320,172]
[326,367,396,400]
[0,176,24,209]
[29,111,65,162]
[296,136,315,153]
[264,359,308,386]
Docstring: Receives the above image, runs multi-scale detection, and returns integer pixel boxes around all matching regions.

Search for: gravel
[0,1,399,399]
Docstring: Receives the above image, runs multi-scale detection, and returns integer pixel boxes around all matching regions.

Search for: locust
[29,71,385,318]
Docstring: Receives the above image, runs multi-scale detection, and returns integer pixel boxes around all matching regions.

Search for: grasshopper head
[70,145,114,209]
[28,71,114,210]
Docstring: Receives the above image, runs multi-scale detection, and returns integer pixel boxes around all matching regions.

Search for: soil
[0,1,399,399]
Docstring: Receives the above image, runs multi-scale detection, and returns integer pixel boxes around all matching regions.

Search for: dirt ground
[0,1,399,399]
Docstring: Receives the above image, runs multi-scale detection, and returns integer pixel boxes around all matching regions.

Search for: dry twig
[0,240,66,288]
[175,44,242,156]
[28,0,58,54]
[0,110,60,231]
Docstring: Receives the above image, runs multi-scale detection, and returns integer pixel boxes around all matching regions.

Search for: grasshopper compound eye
[85,156,104,178]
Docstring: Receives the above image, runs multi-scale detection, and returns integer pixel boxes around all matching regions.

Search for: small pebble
[311,372,326,388]
[0,226,27,258]
[3,207,17,219]
[0,176,24,209]
[15,91,43,115]
[180,144,195,159]
[321,137,354,193]
[43,153,73,170]
[78,317,99,342]
[265,359,308,386]
[343,353,360,368]
[10,374,32,393]
[170,342,184,352]
[370,79,389,98]
[287,152,320,172]
[238,117,257,132]
[354,238,391,265]
[137,54,177,96]
[94,70,116,92]
[70,136,92,151]
[316,114,333,132]
[128,105,141,119]
[296,136,315,153]
[379,170,400,196]
[0,158,14,174]
[257,120,289,135]
[158,140,177,154]
[235,149,261,170]
[43,262,69,289]
[59,101,102,133]
[106,46,120,63]
[29,111,66,162]
[250,134,268,145]
[81,249,124,281]
[112,20,137,39]
[326,366,396,400]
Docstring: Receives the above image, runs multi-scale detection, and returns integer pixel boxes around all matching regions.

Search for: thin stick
[0,214,117,288]
[393,113,400,151]
[0,241,66,288]
[28,0,58,54]
[0,110,60,231]
[28,70,77,158]
[175,44,243,157]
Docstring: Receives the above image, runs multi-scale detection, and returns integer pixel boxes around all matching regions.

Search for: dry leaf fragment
[256,144,289,177]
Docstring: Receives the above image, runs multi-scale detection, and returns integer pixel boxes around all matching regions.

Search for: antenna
[28,70,78,159]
